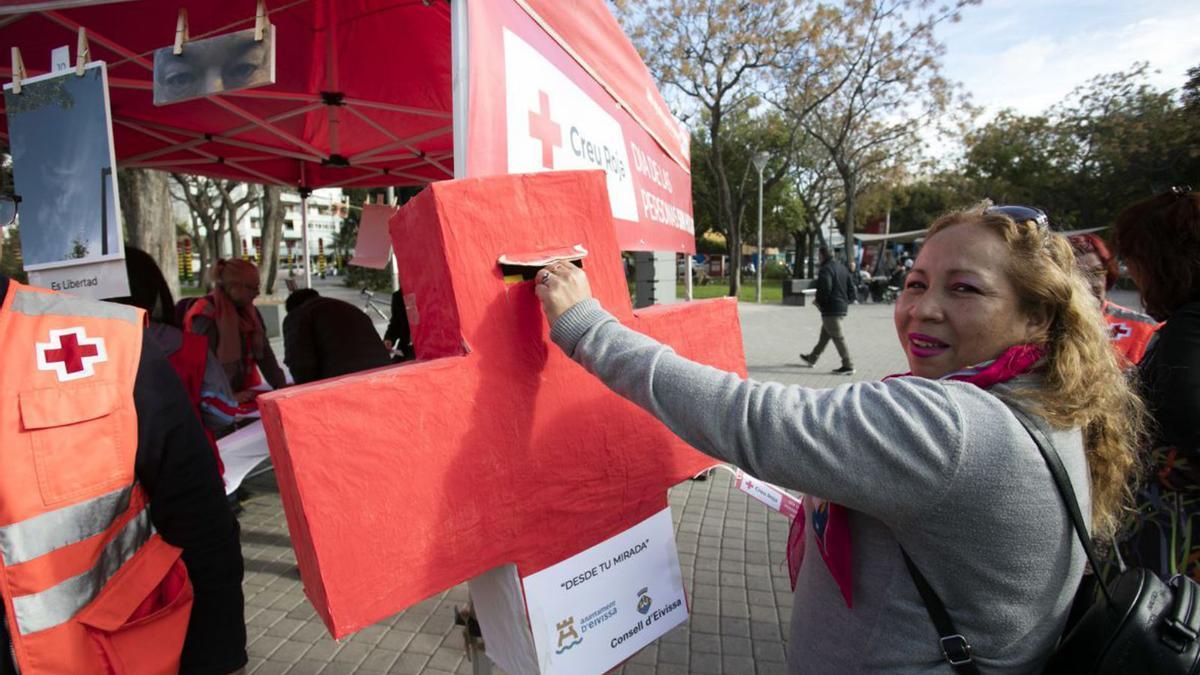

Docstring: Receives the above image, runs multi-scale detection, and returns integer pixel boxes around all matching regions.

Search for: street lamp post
[751,152,770,303]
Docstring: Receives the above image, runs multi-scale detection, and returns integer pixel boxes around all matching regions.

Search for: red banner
[465,0,695,253]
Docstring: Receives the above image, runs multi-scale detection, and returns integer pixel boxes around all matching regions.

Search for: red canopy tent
[0,0,690,217]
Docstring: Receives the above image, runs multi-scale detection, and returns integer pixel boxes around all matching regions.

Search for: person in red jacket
[1068,233,1160,365]
[183,258,286,399]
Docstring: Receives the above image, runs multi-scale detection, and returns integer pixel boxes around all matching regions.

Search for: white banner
[503,28,638,222]
[522,508,687,674]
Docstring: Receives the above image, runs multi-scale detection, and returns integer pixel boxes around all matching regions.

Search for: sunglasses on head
[985,204,1050,229]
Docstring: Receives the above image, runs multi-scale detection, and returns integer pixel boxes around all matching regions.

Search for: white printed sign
[522,508,687,674]
[503,29,638,221]
[735,469,802,519]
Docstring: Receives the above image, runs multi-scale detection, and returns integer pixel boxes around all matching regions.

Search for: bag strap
[1008,409,1115,608]
[900,408,1116,671]
[900,548,983,674]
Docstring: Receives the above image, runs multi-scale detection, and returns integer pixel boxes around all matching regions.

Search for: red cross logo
[528,90,561,169]
[36,327,107,382]
[1110,322,1131,340]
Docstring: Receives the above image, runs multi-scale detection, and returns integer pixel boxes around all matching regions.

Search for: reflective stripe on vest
[10,505,152,636]
[10,289,140,325]
[0,484,134,566]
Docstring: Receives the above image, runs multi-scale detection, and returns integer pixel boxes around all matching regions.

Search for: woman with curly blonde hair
[533,205,1144,672]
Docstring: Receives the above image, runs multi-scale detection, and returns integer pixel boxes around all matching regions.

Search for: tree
[119,168,178,297]
[960,63,1199,229]
[614,0,812,297]
[799,0,973,251]
[259,185,285,294]
[213,180,259,259]
[170,174,223,285]
[689,108,809,273]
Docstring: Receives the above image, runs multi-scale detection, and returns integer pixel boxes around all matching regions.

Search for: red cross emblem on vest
[258,171,745,638]
[36,327,107,382]
[1110,322,1131,340]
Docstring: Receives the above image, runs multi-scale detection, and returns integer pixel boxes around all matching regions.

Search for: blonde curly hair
[927,207,1147,543]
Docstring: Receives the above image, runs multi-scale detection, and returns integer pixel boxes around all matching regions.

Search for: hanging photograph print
[154,25,276,105]
[3,62,129,298]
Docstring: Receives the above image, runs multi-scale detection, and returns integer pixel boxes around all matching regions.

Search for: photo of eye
[153,25,276,106]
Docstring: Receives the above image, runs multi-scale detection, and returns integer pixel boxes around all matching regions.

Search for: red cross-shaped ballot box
[258,170,746,641]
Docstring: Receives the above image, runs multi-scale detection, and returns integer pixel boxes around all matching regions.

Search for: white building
[174,186,346,265]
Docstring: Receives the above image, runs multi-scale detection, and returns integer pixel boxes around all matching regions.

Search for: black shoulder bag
[901,412,1200,674]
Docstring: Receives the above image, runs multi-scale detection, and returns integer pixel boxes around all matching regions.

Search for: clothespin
[173,8,188,55]
[255,0,269,42]
[10,47,25,94]
[75,27,90,76]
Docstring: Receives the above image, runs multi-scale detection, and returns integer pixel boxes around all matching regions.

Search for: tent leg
[301,193,312,289]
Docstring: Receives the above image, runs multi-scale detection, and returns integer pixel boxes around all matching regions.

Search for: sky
[938,0,1200,118]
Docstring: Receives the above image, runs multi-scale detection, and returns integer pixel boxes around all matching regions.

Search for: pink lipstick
[908,332,949,358]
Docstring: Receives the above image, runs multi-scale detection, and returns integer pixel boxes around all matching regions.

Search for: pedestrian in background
[1112,187,1200,579]
[800,246,856,374]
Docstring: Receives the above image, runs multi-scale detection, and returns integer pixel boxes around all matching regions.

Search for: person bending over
[282,288,392,384]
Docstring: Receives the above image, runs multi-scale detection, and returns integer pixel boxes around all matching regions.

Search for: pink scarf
[785,343,1045,608]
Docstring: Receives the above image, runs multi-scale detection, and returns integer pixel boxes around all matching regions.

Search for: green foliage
[959,63,1199,229]
[763,259,792,280]
[1,226,27,282]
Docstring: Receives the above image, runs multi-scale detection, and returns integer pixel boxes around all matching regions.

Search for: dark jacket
[815,259,856,317]
[282,296,392,384]
[0,276,247,675]
[1139,299,1200,450]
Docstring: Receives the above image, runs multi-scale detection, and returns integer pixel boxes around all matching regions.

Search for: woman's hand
[534,261,593,327]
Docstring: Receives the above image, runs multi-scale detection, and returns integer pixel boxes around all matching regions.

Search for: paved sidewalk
[240,297,908,674]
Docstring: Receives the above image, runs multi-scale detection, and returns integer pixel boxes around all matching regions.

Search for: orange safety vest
[0,281,193,674]
[1104,301,1161,366]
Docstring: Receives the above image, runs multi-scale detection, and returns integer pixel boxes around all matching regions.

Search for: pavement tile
[721,635,753,657]
[284,660,325,675]
[723,655,757,674]
[356,649,400,672]
[388,653,431,674]
[252,660,290,675]
[265,617,306,639]
[657,641,690,665]
[689,613,721,635]
[720,616,751,639]
[268,639,311,663]
[406,632,442,656]
[330,641,371,666]
[427,646,464,671]
[248,635,286,660]
[753,640,788,663]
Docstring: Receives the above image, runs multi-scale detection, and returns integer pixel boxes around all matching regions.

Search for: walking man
[800,247,856,374]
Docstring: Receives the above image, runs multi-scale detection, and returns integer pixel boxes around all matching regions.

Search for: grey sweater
[551,300,1089,673]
